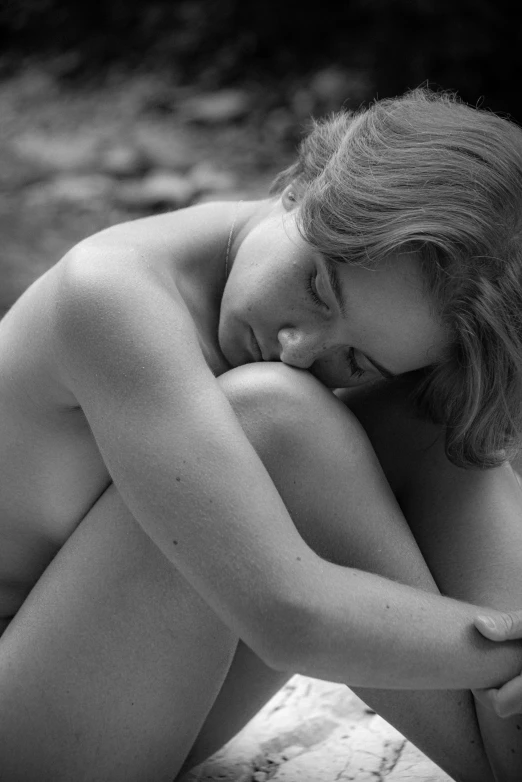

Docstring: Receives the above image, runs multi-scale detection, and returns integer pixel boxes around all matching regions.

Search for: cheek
[247,269,295,314]
[311,354,379,389]
[310,356,348,387]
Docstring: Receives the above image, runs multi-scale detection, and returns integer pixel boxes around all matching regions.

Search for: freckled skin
[219,202,446,387]
[0,194,521,781]
[0,193,444,624]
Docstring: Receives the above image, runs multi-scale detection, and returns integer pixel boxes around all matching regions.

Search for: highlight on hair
[271,88,522,468]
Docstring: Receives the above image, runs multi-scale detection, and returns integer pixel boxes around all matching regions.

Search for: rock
[181,758,253,782]
[134,127,197,172]
[263,108,297,141]
[387,739,452,780]
[289,68,372,122]
[289,88,316,121]
[99,144,148,178]
[181,676,453,782]
[189,162,237,194]
[194,190,250,205]
[309,67,371,113]
[12,133,100,173]
[310,67,352,103]
[114,171,195,209]
[25,174,113,206]
[181,89,251,124]
[0,156,45,190]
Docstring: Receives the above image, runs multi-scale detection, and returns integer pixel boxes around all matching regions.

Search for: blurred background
[0,0,519,314]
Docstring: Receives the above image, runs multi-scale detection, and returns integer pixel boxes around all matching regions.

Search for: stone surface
[114,171,195,209]
[25,174,114,205]
[180,676,453,782]
[99,144,149,178]
[12,132,100,172]
[134,126,198,172]
[181,90,252,124]
[189,162,237,195]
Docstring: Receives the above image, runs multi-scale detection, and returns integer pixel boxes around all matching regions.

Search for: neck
[224,197,274,276]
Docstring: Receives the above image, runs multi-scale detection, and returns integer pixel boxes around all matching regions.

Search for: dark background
[0,0,520,313]
[1,0,519,119]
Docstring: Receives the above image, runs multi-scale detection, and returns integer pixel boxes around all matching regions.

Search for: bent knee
[220,363,339,427]
[219,362,327,405]
[218,363,372,458]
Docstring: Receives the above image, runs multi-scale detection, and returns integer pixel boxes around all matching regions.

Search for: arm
[474,613,522,717]
[53,246,522,691]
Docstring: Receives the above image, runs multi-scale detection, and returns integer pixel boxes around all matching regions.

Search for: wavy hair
[271,88,522,468]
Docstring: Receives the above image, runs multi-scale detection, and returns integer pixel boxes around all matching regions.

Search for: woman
[0,88,521,781]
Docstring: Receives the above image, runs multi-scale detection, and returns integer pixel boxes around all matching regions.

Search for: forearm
[60,314,521,696]
[281,558,522,691]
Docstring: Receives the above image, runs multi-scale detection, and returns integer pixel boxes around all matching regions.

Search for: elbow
[249,595,317,673]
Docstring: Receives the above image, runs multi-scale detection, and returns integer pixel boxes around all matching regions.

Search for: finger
[473,676,522,719]
[474,611,522,641]
[494,674,522,718]
[472,686,499,712]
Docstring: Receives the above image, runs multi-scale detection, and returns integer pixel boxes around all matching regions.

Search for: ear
[281,183,300,212]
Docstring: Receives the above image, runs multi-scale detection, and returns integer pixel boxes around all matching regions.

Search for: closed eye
[347,347,367,379]
[306,273,327,309]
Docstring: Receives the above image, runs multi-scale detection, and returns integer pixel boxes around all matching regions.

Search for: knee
[220,363,330,429]
[218,363,369,457]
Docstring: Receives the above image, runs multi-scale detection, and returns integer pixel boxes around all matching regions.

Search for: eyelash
[306,274,326,309]
[307,274,366,379]
[347,347,366,378]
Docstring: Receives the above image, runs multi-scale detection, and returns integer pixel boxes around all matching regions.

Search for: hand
[472,612,522,718]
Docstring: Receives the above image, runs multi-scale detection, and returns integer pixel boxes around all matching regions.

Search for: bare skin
[182,367,522,781]
[0,195,521,779]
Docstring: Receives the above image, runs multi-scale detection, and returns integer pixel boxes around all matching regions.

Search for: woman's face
[218,196,446,387]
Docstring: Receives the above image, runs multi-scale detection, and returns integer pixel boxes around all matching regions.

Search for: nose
[277,327,328,368]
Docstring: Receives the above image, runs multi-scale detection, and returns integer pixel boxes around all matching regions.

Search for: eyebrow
[324,258,398,381]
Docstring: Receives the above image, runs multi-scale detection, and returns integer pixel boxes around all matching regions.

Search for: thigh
[0,484,237,782]
[184,366,492,782]
[342,379,522,605]
[397,436,522,776]
[348,380,522,778]
[179,640,292,774]
[403,454,522,606]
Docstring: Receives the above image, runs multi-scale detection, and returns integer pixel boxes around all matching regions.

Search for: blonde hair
[272,88,522,468]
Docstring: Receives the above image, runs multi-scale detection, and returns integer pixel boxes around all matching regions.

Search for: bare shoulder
[53,202,224,324]
[74,200,235,258]
[52,245,194,385]
[50,201,233,332]
[50,200,239,384]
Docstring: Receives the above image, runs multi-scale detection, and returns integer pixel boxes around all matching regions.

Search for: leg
[0,484,237,781]
[179,640,292,775]
[350,382,522,781]
[184,364,493,782]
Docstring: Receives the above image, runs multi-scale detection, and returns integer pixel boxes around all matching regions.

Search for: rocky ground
[179,676,452,782]
[1,67,456,781]
[0,66,297,314]
[0,63,375,317]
